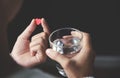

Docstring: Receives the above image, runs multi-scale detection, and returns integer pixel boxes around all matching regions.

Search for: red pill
[35,18,41,25]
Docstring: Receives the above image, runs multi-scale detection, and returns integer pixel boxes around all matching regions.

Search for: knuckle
[31,35,36,41]
[31,33,41,40]
[42,32,46,36]
[42,32,48,38]
[38,45,43,50]
[36,52,46,63]
[39,37,44,42]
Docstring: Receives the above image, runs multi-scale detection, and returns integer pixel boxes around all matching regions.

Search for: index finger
[19,19,37,40]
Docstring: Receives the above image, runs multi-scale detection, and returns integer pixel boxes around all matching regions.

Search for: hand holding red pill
[10,18,50,67]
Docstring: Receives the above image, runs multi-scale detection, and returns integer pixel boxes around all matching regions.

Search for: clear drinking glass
[49,27,83,77]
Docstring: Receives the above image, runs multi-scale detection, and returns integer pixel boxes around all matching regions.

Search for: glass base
[56,64,67,77]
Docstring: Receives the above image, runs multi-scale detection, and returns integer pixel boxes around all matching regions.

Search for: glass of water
[49,27,83,77]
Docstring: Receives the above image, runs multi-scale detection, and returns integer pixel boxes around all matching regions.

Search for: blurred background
[6,0,119,78]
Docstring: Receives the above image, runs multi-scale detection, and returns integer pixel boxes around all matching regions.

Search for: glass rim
[49,27,83,46]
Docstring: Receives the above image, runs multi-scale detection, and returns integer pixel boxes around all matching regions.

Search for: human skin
[46,31,95,78]
[10,18,50,67]
[0,0,94,78]
[10,17,95,78]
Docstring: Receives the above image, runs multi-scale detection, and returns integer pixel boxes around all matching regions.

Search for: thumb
[19,19,37,40]
[41,18,50,35]
[46,49,69,67]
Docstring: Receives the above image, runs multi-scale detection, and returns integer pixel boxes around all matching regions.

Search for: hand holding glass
[49,28,83,77]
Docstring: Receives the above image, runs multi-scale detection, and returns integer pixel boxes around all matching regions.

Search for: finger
[31,49,47,63]
[30,37,47,50]
[41,18,50,35]
[35,50,47,63]
[30,45,45,56]
[75,32,93,59]
[71,31,91,46]
[80,32,92,47]
[63,35,73,39]
[71,31,83,39]
[46,49,69,67]
[19,19,37,40]
[31,32,48,41]
[31,51,37,56]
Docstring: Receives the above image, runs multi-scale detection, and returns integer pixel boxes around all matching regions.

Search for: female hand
[46,31,95,78]
[10,18,50,68]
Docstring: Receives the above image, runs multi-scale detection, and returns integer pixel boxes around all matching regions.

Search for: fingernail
[41,18,47,23]
[46,49,53,57]
[41,18,45,21]
[46,49,50,54]
[71,31,76,33]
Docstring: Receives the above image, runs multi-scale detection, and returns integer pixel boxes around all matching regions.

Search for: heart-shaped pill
[35,18,41,25]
